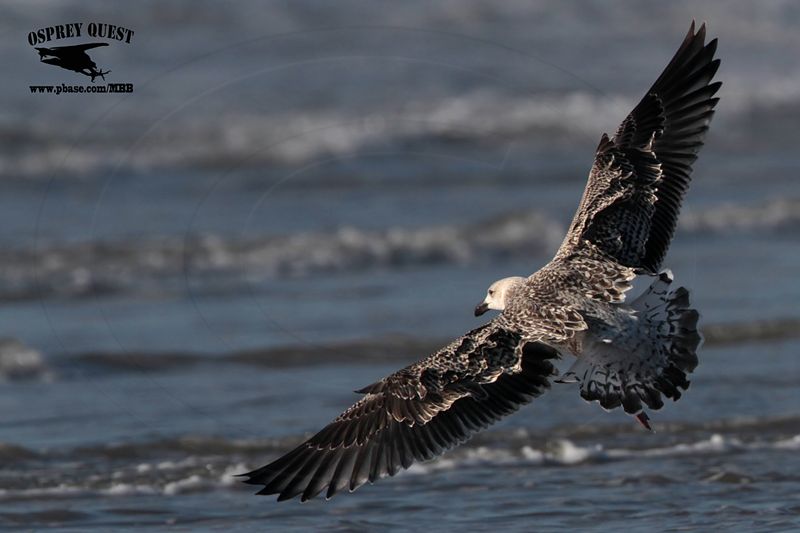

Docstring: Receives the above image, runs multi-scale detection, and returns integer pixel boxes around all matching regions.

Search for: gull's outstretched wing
[559,22,721,273]
[239,325,559,501]
[55,42,109,52]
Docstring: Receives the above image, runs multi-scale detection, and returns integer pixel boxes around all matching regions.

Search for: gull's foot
[634,411,654,432]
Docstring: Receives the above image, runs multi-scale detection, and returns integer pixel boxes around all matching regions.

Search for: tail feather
[639,272,702,378]
[558,270,701,414]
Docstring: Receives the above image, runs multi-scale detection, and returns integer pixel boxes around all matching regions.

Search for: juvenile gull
[240,21,719,501]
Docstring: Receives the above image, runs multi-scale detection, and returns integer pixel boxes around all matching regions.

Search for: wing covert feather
[560,22,721,273]
[238,326,559,501]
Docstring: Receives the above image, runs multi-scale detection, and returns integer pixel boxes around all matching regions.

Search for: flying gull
[240,21,720,501]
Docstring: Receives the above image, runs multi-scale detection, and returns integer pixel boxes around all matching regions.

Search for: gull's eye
[488,290,494,296]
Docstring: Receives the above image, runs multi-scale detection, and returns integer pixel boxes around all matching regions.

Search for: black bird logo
[35,42,111,82]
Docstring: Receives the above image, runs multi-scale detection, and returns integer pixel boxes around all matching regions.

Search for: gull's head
[474,276,526,317]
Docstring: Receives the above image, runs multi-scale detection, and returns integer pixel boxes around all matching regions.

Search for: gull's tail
[557,270,701,415]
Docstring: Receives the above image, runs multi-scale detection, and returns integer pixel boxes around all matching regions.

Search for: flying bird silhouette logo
[35,42,110,82]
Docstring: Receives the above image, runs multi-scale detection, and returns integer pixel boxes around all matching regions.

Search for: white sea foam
[4,74,799,180]
[163,475,205,496]
[0,338,51,381]
[4,193,795,304]
[773,435,800,450]
[392,432,799,479]
[0,211,564,301]
[103,483,158,496]
[544,439,606,465]
[219,463,250,487]
[2,432,798,501]
[681,199,800,234]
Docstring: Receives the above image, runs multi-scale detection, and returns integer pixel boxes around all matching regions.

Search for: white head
[474,276,526,316]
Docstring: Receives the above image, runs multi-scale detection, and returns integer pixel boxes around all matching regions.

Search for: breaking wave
[0,338,51,381]
[0,211,564,301]
[2,415,798,501]
[1,198,796,303]
[5,79,800,180]
[681,198,800,235]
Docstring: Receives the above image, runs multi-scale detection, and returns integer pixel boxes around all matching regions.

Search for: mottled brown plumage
[240,22,719,502]
[241,332,559,501]
[560,21,720,273]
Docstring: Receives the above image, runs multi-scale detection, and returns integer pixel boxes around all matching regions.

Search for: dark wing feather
[64,42,109,51]
[238,327,559,502]
[39,43,109,52]
[560,21,721,273]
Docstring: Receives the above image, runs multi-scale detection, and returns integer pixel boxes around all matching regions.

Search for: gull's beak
[474,302,489,317]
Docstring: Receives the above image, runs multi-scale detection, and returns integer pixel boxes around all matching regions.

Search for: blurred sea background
[1,1,799,531]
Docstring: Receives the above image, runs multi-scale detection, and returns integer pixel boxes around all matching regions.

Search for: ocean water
[1,1,800,531]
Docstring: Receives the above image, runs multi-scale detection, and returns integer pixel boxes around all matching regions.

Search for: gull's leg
[634,411,654,432]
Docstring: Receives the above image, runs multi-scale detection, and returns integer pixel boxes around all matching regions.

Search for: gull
[239,21,720,501]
